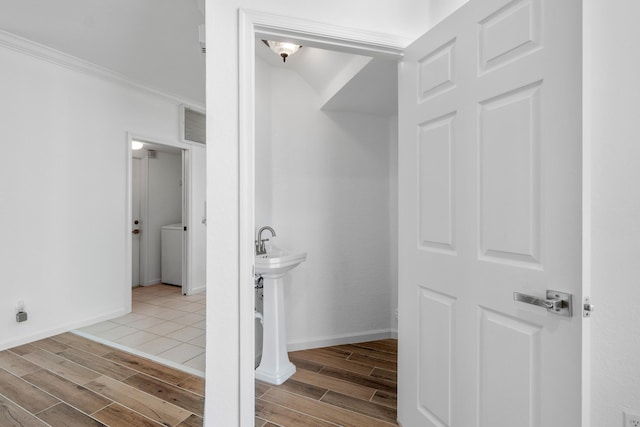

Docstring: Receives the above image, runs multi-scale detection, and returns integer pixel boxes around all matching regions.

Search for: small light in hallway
[262,40,302,62]
[131,140,144,150]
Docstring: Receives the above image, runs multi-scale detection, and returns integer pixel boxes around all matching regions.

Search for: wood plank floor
[1,333,397,426]
[0,332,205,426]
[256,339,398,427]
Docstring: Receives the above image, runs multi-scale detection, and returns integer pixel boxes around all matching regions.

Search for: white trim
[581,2,592,426]
[286,329,395,352]
[71,330,205,378]
[238,9,410,424]
[190,285,207,295]
[0,29,205,111]
[125,138,134,311]
[0,308,127,352]
[238,12,257,427]
[243,9,411,57]
[182,149,190,296]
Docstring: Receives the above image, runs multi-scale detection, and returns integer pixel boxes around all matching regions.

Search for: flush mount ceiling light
[262,40,302,63]
[131,140,144,150]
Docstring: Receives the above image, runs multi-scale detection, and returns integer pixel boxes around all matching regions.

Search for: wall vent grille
[182,105,206,145]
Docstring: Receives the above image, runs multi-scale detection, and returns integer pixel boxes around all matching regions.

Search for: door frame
[238,9,408,424]
[125,132,195,300]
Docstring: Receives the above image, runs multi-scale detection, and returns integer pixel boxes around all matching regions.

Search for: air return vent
[181,105,206,145]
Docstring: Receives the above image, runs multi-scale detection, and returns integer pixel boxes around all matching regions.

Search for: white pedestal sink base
[255,360,296,385]
[255,273,296,385]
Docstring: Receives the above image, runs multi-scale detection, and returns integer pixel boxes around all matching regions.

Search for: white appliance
[161,223,183,286]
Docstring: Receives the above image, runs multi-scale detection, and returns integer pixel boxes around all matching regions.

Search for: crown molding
[0,29,205,110]
[241,9,412,58]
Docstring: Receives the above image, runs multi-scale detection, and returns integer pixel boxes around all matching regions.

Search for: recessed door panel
[418,287,455,426]
[418,113,456,253]
[418,39,457,102]
[479,308,541,427]
[479,82,541,266]
[479,0,542,73]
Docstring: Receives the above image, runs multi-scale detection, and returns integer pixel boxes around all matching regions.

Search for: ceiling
[0,0,206,105]
[0,0,397,115]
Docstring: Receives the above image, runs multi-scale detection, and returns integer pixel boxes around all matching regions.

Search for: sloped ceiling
[0,0,205,106]
[256,40,398,116]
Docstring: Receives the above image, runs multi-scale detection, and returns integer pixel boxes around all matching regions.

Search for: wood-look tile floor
[1,330,396,426]
[256,339,398,427]
[0,332,205,426]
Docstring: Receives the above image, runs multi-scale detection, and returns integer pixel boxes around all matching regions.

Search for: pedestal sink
[255,247,306,385]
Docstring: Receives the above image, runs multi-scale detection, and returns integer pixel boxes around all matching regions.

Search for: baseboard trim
[190,285,206,295]
[0,308,127,352]
[286,328,395,352]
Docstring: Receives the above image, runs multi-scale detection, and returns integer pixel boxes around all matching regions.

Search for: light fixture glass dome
[264,40,302,62]
[131,140,144,150]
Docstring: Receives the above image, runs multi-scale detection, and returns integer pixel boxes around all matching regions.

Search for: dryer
[161,223,182,285]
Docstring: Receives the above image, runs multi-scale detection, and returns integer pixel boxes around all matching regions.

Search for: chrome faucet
[255,226,276,255]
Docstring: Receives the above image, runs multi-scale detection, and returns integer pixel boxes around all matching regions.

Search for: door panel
[132,157,141,287]
[398,0,582,426]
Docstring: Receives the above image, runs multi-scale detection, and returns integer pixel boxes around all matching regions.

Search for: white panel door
[398,0,583,426]
[132,157,142,287]
[188,144,207,294]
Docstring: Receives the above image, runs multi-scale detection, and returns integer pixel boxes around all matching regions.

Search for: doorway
[240,10,404,424]
[131,139,187,295]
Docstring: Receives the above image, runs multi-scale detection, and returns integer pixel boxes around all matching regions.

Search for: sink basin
[255,247,306,276]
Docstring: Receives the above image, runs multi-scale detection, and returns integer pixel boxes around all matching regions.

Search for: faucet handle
[260,238,271,254]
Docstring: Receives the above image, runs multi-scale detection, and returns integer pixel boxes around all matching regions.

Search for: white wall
[586,1,640,425]
[424,0,469,29]
[389,116,399,336]
[255,57,273,229]
[206,2,432,423]
[0,41,183,350]
[256,64,394,350]
[146,151,182,284]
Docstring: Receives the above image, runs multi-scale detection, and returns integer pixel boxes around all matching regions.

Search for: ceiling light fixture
[131,140,144,150]
[262,40,302,63]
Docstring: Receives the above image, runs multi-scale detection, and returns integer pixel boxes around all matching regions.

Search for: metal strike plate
[583,297,595,318]
[513,289,573,317]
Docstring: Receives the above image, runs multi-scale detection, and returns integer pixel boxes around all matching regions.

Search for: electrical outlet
[16,311,27,323]
[624,411,640,427]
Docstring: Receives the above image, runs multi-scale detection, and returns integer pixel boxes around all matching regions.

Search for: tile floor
[77,284,205,375]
